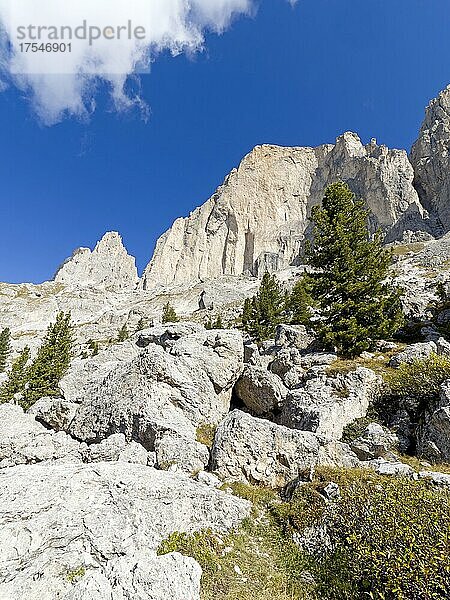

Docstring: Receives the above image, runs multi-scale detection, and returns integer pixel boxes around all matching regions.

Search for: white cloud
[0,0,255,124]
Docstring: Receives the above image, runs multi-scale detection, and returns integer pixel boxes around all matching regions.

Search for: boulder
[69,325,244,448]
[389,341,437,367]
[418,405,450,463]
[418,470,450,488]
[279,368,381,441]
[155,431,210,474]
[0,461,250,599]
[28,397,78,431]
[364,458,415,478]
[274,324,315,351]
[350,423,399,461]
[234,365,288,416]
[211,410,320,487]
[317,441,360,468]
[0,403,84,469]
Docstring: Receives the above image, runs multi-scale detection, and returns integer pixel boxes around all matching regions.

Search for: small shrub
[196,423,217,448]
[383,353,450,416]
[162,302,179,324]
[275,468,450,600]
[117,324,129,342]
[66,566,86,584]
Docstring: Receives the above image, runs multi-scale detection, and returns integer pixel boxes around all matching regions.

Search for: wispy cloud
[0,0,258,124]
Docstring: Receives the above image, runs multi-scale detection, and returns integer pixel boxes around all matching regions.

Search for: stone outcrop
[141,134,427,289]
[68,324,244,447]
[0,461,250,600]
[234,365,289,417]
[411,86,450,234]
[0,403,84,468]
[279,368,381,442]
[54,231,139,290]
[211,409,320,487]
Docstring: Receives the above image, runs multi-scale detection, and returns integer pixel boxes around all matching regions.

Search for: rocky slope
[1,86,450,599]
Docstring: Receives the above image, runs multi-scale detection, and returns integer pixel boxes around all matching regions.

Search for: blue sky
[0,0,449,284]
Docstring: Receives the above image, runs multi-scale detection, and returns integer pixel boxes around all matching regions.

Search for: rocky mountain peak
[54,231,138,291]
[140,132,428,290]
[411,85,450,233]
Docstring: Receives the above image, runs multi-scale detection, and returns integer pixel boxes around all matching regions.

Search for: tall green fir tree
[242,272,286,341]
[0,346,30,404]
[23,312,74,409]
[0,327,11,372]
[162,302,179,324]
[302,181,404,357]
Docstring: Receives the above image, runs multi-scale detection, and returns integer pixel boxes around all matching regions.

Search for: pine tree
[304,181,404,357]
[0,346,30,404]
[0,328,11,373]
[117,324,129,342]
[162,302,179,324]
[23,312,74,409]
[241,273,286,341]
[287,278,314,325]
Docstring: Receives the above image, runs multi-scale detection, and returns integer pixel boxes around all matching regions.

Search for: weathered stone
[234,365,288,416]
[274,324,315,351]
[0,461,249,599]
[211,409,319,487]
[155,431,210,474]
[364,458,415,478]
[350,423,399,461]
[317,441,360,468]
[0,403,84,469]
[69,326,244,448]
[411,85,450,234]
[418,470,450,488]
[279,368,381,441]
[86,433,127,462]
[389,341,437,367]
[28,397,78,431]
[54,231,139,291]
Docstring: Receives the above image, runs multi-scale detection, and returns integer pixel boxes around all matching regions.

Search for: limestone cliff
[54,231,138,291]
[140,133,428,290]
[411,85,450,234]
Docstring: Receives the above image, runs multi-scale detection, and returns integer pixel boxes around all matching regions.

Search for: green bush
[162,302,179,324]
[383,353,450,416]
[275,468,450,600]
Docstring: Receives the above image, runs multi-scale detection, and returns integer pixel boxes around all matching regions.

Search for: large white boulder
[211,409,319,487]
[0,461,250,600]
[279,368,381,442]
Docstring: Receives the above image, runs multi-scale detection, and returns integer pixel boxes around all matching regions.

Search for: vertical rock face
[54,232,138,290]
[411,86,450,234]
[141,134,427,290]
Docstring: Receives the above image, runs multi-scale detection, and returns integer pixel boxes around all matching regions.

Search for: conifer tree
[287,278,314,326]
[0,327,11,372]
[241,273,286,341]
[23,312,73,409]
[162,302,179,324]
[302,181,404,357]
[117,324,129,342]
[0,346,30,404]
